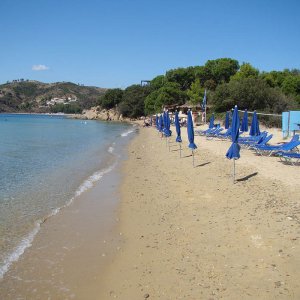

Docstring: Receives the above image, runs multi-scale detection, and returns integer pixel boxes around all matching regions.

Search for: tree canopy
[118,85,151,118]
[85,58,300,121]
[99,88,123,109]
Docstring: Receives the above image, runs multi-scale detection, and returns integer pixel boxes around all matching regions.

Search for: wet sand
[99,126,300,299]
[0,157,124,299]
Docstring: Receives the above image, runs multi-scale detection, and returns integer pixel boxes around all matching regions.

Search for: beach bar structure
[164,104,204,125]
[282,111,300,137]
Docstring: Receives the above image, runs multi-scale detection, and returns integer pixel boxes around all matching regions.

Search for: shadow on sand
[236,172,258,182]
[195,162,211,167]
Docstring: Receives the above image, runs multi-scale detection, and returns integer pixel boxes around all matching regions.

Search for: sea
[0,114,135,280]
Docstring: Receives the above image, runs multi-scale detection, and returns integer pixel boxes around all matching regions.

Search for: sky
[0,0,299,88]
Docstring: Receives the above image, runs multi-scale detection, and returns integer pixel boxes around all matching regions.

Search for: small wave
[0,163,117,279]
[0,223,40,279]
[121,129,134,137]
[108,146,114,153]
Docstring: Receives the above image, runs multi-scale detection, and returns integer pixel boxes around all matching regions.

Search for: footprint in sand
[250,234,263,248]
[202,193,213,201]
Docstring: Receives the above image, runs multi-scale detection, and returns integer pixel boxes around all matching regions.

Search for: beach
[99,125,300,299]
[1,120,300,299]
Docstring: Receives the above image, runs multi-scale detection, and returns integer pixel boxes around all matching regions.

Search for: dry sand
[99,125,300,299]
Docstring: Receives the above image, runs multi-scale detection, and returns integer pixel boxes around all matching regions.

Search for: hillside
[0,80,107,113]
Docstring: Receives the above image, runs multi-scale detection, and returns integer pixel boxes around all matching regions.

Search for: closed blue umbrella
[159,114,163,132]
[162,111,167,134]
[209,113,215,128]
[187,110,197,150]
[249,111,260,136]
[187,110,197,166]
[225,111,230,129]
[163,111,172,149]
[240,109,248,132]
[175,111,182,143]
[175,111,182,157]
[164,111,172,137]
[226,105,240,183]
[155,114,159,130]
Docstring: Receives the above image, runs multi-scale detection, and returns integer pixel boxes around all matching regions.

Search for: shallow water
[0,114,135,279]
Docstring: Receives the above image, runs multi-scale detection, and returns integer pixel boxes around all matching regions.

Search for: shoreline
[0,121,136,299]
[99,126,300,299]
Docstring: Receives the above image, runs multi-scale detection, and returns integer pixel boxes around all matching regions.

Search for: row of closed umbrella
[155,107,261,183]
[159,109,260,137]
[156,111,172,136]
[156,110,197,164]
[213,110,260,136]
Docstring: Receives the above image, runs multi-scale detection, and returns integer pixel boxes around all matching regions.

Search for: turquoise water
[0,114,135,278]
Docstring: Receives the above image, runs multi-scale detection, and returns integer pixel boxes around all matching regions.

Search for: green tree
[203,79,217,90]
[150,75,165,90]
[50,103,82,114]
[204,58,239,84]
[99,88,123,109]
[165,67,196,91]
[281,75,300,96]
[187,79,204,105]
[211,78,291,113]
[261,71,285,88]
[144,90,160,115]
[195,66,211,85]
[231,63,259,80]
[119,85,150,118]
[144,82,187,114]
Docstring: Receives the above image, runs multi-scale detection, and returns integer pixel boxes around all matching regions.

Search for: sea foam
[121,129,134,137]
[0,162,117,279]
[0,223,40,279]
[108,146,114,153]
[74,165,115,198]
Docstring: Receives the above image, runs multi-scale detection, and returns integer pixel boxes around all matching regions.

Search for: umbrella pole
[233,159,236,184]
[179,143,182,158]
[192,150,195,167]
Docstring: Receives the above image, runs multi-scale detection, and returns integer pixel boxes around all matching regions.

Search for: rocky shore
[72,106,125,121]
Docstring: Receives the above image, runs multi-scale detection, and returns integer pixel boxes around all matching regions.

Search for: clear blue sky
[1,0,299,88]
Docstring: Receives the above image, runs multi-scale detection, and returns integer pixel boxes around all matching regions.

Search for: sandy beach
[99,124,300,299]
[1,121,299,299]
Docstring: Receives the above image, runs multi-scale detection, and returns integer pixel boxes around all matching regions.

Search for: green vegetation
[119,85,151,118]
[12,81,39,97]
[50,103,82,114]
[99,58,299,124]
[1,58,300,121]
[0,80,106,113]
[98,88,123,109]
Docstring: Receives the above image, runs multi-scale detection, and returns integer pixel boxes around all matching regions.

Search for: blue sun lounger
[254,135,300,156]
[276,151,300,165]
[195,127,220,136]
[206,127,224,139]
[195,127,212,136]
[238,131,267,142]
[243,134,273,149]
[214,128,232,139]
